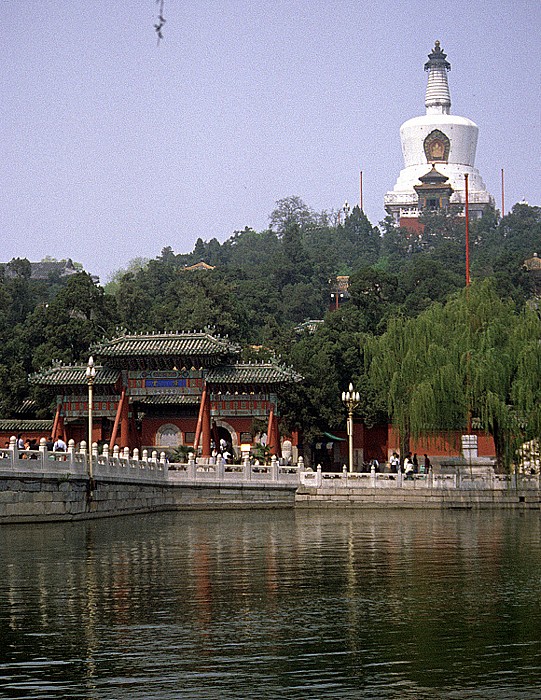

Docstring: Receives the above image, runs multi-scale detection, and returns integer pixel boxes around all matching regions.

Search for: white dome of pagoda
[384,41,494,222]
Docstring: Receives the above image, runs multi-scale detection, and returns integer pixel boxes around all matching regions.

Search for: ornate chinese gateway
[30,331,301,458]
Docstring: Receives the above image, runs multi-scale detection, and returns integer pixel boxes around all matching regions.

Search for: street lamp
[341,383,360,473]
[86,356,96,480]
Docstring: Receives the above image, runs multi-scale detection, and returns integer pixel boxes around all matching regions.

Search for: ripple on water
[1,510,541,698]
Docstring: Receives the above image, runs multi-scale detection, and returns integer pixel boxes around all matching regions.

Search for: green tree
[104,257,150,295]
[348,267,401,333]
[343,205,381,267]
[269,196,317,235]
[24,273,118,370]
[367,280,541,470]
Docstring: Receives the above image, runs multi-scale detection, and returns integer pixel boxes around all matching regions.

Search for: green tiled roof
[0,419,53,432]
[131,395,200,405]
[206,363,302,386]
[29,365,120,387]
[92,332,240,360]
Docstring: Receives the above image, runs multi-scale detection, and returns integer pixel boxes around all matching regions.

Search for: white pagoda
[384,41,494,229]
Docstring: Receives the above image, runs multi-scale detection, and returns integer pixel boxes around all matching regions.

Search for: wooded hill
[1,198,540,468]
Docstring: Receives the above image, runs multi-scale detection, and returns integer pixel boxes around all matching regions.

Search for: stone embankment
[0,438,298,523]
[1,438,540,523]
[297,464,541,509]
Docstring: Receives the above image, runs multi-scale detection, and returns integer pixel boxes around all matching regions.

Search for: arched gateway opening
[213,419,238,457]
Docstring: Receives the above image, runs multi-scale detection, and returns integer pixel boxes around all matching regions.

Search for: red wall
[323,423,495,466]
[386,426,495,459]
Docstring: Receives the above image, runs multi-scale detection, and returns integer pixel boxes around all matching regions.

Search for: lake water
[1,508,541,699]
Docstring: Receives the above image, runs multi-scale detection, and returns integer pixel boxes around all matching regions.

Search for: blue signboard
[144,379,187,388]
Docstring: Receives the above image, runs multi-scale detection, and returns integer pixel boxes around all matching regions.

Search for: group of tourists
[13,434,67,456]
[384,451,432,477]
[210,437,232,464]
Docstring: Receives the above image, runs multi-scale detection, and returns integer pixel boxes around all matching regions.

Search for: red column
[193,386,207,452]
[273,415,281,458]
[120,395,130,448]
[110,388,126,448]
[52,401,62,440]
[57,414,65,441]
[267,406,281,457]
[201,391,211,457]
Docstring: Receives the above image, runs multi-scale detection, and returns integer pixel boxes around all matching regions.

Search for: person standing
[404,453,414,479]
[53,436,67,452]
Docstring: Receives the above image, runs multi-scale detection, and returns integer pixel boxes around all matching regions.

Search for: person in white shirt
[53,437,67,452]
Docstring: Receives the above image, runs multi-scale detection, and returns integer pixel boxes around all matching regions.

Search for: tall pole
[465,173,470,287]
[359,170,363,211]
[86,356,96,480]
[341,383,360,473]
[464,176,472,433]
[501,168,505,218]
[347,407,354,473]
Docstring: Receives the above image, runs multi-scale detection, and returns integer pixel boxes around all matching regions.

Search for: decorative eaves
[91,331,240,359]
[0,419,54,431]
[206,363,302,386]
[131,395,200,405]
[29,364,120,387]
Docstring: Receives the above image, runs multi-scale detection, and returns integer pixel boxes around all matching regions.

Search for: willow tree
[367,280,541,470]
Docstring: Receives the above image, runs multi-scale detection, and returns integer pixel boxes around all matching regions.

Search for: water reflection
[1,510,541,698]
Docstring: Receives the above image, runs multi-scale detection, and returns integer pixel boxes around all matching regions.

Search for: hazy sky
[2,1,540,282]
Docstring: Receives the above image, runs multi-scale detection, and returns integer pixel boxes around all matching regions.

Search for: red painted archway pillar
[200,390,212,457]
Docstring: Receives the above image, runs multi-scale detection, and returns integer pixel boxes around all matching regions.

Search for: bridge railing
[0,437,293,485]
[2,438,539,491]
[0,437,167,482]
[298,464,541,491]
[167,453,299,485]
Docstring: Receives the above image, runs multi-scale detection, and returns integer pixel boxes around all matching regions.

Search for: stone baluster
[243,454,251,481]
[271,455,278,481]
[316,464,322,488]
[68,439,76,471]
[113,445,120,465]
[218,455,225,480]
[102,443,109,460]
[159,452,167,472]
[428,466,434,489]
[9,435,17,466]
[39,437,47,470]
[142,449,151,471]
[297,455,304,472]
[80,440,87,457]
[9,435,17,468]
[370,462,377,487]
[187,452,196,479]
[342,464,347,485]
[91,442,98,473]
[397,466,403,487]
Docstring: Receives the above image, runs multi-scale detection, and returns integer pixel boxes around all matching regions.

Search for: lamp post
[341,383,360,473]
[86,356,96,479]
